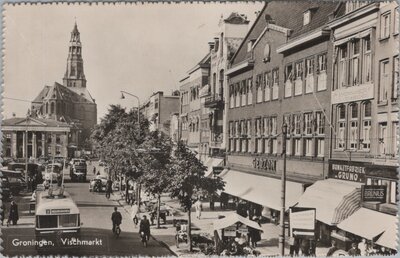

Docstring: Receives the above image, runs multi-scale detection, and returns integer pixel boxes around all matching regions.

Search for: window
[378,122,388,155]
[316,139,324,157]
[38,215,58,229]
[337,105,346,149]
[263,117,270,154]
[241,120,247,152]
[255,118,263,153]
[361,101,371,150]
[4,133,11,144]
[271,117,277,135]
[379,59,390,102]
[338,44,348,89]
[247,79,253,105]
[272,69,279,100]
[264,72,271,101]
[362,36,372,83]
[393,56,399,99]
[59,214,78,228]
[304,113,313,135]
[247,41,253,52]
[293,114,301,135]
[390,181,397,204]
[271,117,277,154]
[256,74,263,103]
[235,121,240,152]
[50,102,55,114]
[229,121,234,151]
[394,8,399,34]
[294,61,303,95]
[294,138,301,156]
[350,39,360,86]
[381,12,391,39]
[219,70,224,97]
[235,83,240,107]
[316,111,325,135]
[305,58,314,93]
[246,120,252,153]
[392,122,398,156]
[283,115,291,155]
[154,98,159,109]
[241,80,247,106]
[349,103,358,149]
[303,10,311,25]
[285,65,293,97]
[213,73,217,94]
[304,138,313,156]
[229,85,235,108]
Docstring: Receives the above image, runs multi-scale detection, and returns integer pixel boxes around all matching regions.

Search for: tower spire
[63,21,86,88]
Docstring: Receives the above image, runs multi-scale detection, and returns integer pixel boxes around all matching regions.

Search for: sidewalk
[113,192,331,257]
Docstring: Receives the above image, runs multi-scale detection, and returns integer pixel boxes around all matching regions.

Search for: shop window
[336,105,346,149]
[247,79,253,105]
[256,74,263,103]
[264,72,271,101]
[305,58,314,93]
[272,69,279,100]
[380,12,391,39]
[393,56,399,100]
[379,59,390,103]
[316,138,325,157]
[360,101,371,150]
[362,37,372,83]
[349,103,359,150]
[378,122,388,155]
[285,65,293,98]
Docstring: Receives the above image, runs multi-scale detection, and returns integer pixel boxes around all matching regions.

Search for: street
[2,163,173,256]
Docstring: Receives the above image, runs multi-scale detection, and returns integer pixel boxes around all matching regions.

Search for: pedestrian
[300,238,310,256]
[348,242,361,256]
[289,237,300,256]
[8,200,19,226]
[194,199,202,219]
[105,178,113,199]
[326,240,338,256]
[0,203,5,226]
[309,239,316,256]
[93,167,96,175]
[131,201,139,226]
[359,238,368,256]
[248,227,261,247]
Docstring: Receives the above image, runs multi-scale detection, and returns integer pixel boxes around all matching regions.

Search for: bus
[35,189,80,250]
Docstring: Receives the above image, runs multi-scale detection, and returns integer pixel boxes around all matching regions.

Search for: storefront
[203,157,224,177]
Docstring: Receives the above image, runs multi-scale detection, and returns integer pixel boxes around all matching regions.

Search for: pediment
[15,118,47,126]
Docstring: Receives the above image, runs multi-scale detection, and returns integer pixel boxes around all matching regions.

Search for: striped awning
[296,179,362,225]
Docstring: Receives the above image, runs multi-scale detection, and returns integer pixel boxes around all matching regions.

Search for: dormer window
[303,10,311,25]
[247,39,255,52]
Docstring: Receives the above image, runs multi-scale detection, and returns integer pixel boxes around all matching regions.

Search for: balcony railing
[205,94,224,108]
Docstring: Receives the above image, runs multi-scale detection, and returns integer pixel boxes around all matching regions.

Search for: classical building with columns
[2,117,79,158]
[2,22,97,159]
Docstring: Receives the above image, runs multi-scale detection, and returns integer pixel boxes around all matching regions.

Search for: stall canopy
[204,157,224,178]
[296,179,361,225]
[375,219,398,250]
[213,212,263,232]
[219,169,304,211]
[338,208,397,244]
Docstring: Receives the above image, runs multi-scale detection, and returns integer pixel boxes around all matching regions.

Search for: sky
[3,2,263,122]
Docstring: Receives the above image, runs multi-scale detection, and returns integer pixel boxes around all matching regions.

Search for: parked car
[89,175,107,192]
[0,169,25,196]
[1,176,11,201]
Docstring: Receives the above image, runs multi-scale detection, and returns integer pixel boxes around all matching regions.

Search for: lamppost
[279,122,288,256]
[25,114,30,191]
[120,90,140,138]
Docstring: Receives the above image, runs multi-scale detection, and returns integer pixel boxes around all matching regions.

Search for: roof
[187,53,211,74]
[36,190,79,215]
[224,12,250,25]
[32,82,95,104]
[231,1,338,65]
[2,117,71,127]
[213,212,263,231]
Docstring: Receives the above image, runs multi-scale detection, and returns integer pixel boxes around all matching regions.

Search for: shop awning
[375,220,398,250]
[204,157,224,178]
[338,208,397,243]
[296,179,361,225]
[213,212,263,232]
[219,169,304,211]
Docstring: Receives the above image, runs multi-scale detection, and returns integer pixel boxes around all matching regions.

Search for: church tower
[63,22,87,88]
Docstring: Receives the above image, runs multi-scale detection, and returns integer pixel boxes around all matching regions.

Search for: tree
[168,141,225,252]
[139,130,173,228]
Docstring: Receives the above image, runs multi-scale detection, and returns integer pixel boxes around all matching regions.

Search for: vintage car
[89,175,108,192]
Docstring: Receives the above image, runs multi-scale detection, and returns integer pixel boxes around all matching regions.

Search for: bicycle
[140,231,148,247]
[114,224,121,238]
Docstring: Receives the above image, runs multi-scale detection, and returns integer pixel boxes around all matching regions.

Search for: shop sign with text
[253,158,277,172]
[362,185,387,203]
[328,160,367,183]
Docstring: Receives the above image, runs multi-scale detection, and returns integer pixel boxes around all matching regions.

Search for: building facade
[140,91,180,135]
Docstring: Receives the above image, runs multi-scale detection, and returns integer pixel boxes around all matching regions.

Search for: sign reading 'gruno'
[328,160,367,183]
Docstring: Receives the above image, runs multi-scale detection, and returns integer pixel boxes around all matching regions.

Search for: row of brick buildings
[171,1,398,252]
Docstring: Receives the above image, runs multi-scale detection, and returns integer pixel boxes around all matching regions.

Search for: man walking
[111,207,122,233]
[194,199,202,219]
[8,201,19,226]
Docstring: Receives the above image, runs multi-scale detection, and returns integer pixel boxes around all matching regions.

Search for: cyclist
[139,215,151,243]
[111,207,122,233]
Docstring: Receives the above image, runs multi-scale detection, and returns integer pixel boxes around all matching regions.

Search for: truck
[69,159,87,182]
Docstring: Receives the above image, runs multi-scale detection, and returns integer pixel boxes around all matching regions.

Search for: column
[32,132,37,158]
[42,133,46,157]
[22,132,26,158]
[11,132,17,158]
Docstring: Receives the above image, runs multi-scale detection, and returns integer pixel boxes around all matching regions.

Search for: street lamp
[279,122,288,256]
[120,91,140,138]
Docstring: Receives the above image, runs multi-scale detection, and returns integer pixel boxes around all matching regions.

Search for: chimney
[208,42,215,51]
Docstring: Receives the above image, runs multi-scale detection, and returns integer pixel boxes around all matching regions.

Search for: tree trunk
[156,194,161,229]
[125,178,129,203]
[187,208,192,252]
